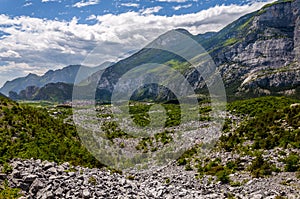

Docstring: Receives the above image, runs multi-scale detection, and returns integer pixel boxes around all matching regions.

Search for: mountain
[6,0,300,102]
[9,82,73,102]
[208,0,300,98]
[87,0,300,102]
[0,92,6,98]
[0,62,112,96]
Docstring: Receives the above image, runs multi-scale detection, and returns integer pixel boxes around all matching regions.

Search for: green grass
[222,38,239,47]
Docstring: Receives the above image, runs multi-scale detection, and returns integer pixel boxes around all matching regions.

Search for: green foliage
[108,167,123,175]
[282,153,300,172]
[227,96,297,117]
[129,102,182,128]
[196,158,235,184]
[230,181,242,187]
[0,97,103,168]
[88,176,97,185]
[185,163,193,171]
[227,193,237,199]
[126,175,135,180]
[221,96,300,152]
[222,118,232,133]
[296,172,300,179]
[248,153,274,178]
[165,60,190,74]
[216,169,230,184]
[135,130,173,153]
[154,130,173,145]
[222,38,239,47]
[1,163,12,174]
[135,137,153,153]
[0,180,22,199]
[101,121,128,141]
[165,178,170,184]
[177,145,199,166]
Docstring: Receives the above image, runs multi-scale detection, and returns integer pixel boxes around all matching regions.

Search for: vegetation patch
[0,96,103,168]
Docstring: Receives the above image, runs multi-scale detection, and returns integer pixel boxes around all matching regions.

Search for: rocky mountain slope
[9,82,73,102]
[211,0,300,98]
[90,0,300,101]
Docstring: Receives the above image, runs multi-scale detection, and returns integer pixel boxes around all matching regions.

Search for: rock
[42,191,54,199]
[82,189,91,198]
[0,173,7,180]
[30,179,44,194]
[47,167,57,174]
[23,174,38,183]
[54,187,64,196]
[251,194,263,199]
[43,162,53,170]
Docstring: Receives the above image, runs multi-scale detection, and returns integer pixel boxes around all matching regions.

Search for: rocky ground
[1,158,299,199]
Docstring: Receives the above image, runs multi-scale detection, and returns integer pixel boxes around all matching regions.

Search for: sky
[0,0,276,87]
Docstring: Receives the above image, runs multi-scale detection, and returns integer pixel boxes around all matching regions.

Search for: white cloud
[157,0,188,2]
[41,0,60,2]
[0,0,276,87]
[86,14,97,20]
[173,3,192,10]
[0,50,21,58]
[140,6,163,15]
[24,2,33,7]
[0,62,48,87]
[121,3,140,8]
[73,0,100,8]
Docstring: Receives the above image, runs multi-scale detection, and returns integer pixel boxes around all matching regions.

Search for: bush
[248,153,272,177]
[283,153,300,172]
[216,170,230,184]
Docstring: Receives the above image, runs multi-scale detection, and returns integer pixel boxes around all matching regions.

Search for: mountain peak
[27,73,39,77]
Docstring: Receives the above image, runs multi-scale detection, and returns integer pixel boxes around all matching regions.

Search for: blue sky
[0,0,275,87]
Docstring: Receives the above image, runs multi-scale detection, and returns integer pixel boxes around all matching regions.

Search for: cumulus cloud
[140,6,163,15]
[86,14,97,20]
[121,3,140,8]
[0,0,276,87]
[173,3,192,10]
[73,0,100,8]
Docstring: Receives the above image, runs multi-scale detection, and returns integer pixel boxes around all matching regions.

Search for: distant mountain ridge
[9,82,73,102]
[0,63,112,96]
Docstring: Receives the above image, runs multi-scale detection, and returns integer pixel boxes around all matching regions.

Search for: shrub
[283,153,300,172]
[216,170,230,184]
[248,153,272,177]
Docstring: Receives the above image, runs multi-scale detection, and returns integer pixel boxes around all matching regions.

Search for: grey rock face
[215,0,300,96]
